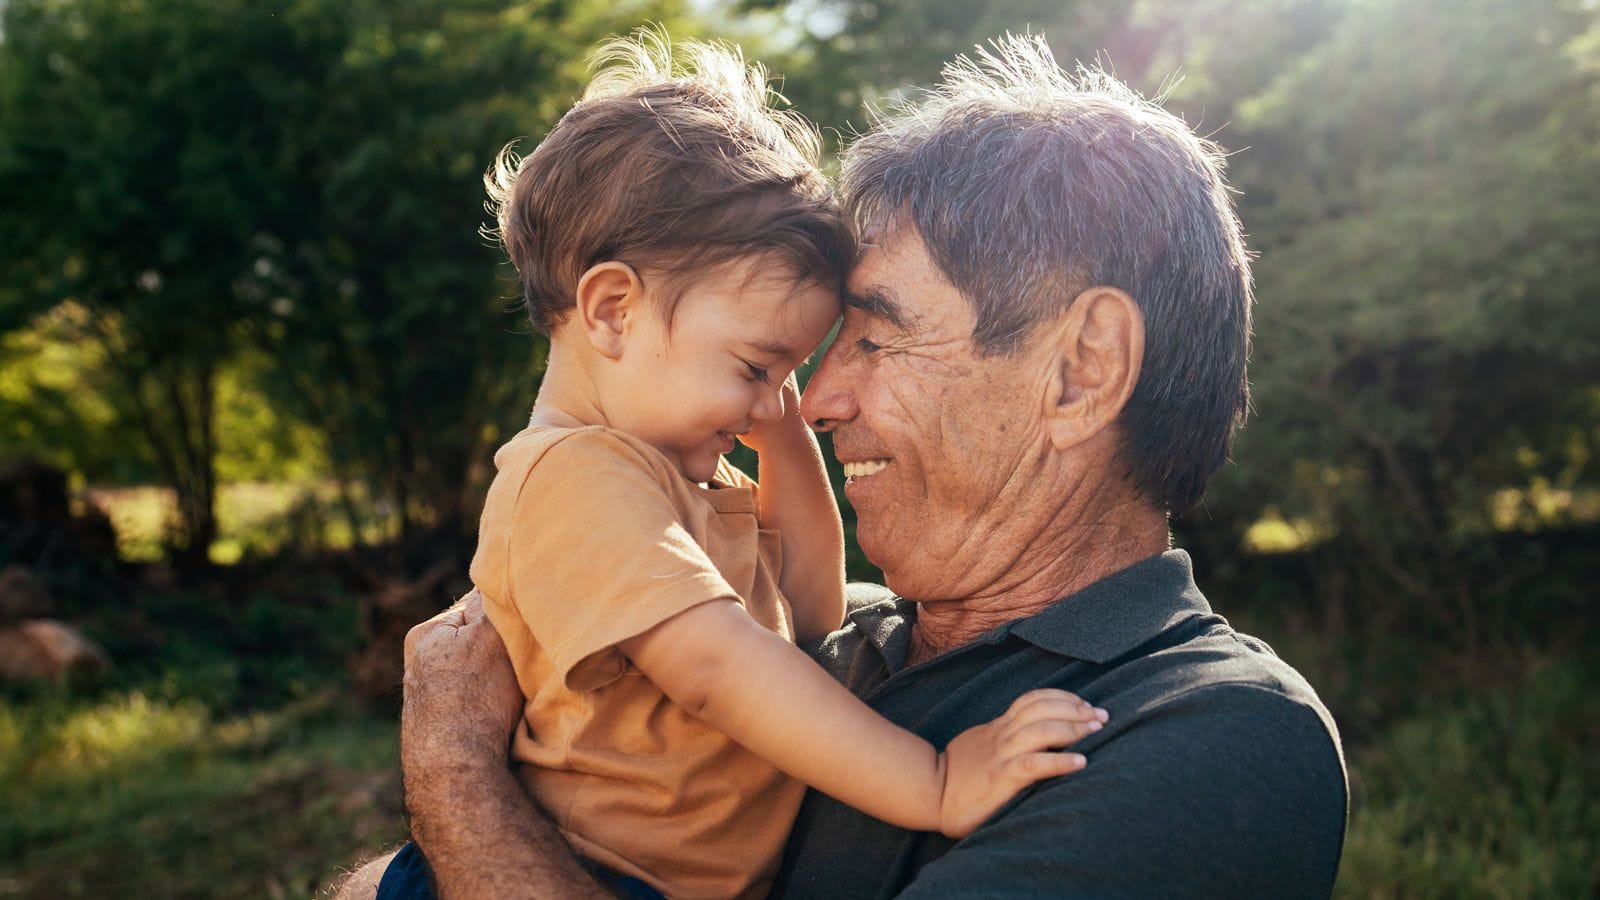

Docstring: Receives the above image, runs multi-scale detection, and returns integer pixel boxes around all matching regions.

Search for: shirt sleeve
[491,429,742,692]
[893,683,1348,899]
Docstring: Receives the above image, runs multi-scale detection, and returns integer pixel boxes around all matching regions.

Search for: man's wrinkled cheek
[878,385,922,445]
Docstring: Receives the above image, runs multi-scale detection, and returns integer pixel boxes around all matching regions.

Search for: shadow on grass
[0,688,404,899]
[1336,659,1600,899]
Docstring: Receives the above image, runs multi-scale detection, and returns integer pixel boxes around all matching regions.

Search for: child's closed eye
[743,361,771,384]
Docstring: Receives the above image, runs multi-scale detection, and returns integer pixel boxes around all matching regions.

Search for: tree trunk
[164,357,219,574]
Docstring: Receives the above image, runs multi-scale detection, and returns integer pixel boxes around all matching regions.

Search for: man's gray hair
[841,34,1253,513]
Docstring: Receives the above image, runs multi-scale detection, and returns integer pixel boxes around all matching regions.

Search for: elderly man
[342,35,1346,899]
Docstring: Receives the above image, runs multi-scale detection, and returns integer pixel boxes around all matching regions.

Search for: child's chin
[686,457,718,483]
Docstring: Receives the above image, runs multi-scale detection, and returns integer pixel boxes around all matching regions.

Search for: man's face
[800,226,1058,600]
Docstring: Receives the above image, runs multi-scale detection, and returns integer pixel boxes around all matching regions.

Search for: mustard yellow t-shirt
[470,423,803,899]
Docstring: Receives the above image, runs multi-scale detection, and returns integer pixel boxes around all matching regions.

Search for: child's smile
[609,255,841,483]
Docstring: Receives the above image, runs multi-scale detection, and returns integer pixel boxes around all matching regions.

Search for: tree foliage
[1206,0,1600,646]
[0,0,691,568]
[0,0,345,565]
[2,0,1597,599]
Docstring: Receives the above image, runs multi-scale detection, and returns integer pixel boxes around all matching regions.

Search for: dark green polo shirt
[773,550,1348,899]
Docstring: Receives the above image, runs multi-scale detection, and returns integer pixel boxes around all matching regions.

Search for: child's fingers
[1005,688,1078,714]
[1006,717,1101,753]
[1005,688,1099,720]
[1007,695,1108,729]
[1007,751,1087,784]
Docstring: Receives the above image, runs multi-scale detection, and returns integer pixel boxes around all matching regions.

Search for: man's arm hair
[405,743,603,899]
[399,593,610,899]
[326,848,397,900]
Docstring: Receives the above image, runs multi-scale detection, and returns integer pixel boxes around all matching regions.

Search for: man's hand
[400,590,523,786]
[399,590,608,899]
[936,689,1107,839]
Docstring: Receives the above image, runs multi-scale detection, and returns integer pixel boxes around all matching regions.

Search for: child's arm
[741,378,846,642]
[619,598,1106,838]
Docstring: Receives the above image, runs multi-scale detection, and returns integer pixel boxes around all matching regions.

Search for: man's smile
[842,459,891,482]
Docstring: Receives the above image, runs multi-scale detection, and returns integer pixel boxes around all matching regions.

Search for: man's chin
[853,519,896,576]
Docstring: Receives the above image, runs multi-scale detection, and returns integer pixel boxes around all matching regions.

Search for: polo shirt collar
[842,550,1211,668]
[1006,549,1212,664]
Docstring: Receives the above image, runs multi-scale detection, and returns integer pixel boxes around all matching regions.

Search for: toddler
[471,31,1105,899]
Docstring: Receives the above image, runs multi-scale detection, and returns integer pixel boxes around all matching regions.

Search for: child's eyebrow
[747,339,795,358]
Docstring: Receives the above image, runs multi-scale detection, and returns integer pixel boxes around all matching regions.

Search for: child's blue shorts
[376,840,665,899]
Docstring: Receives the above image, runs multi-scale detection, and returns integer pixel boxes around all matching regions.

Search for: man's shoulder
[1108,614,1342,756]
[931,623,1349,898]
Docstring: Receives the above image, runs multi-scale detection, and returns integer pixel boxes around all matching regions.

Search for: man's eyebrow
[844,288,912,330]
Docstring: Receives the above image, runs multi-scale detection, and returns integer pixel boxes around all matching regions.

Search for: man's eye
[856,338,882,354]
[745,362,771,384]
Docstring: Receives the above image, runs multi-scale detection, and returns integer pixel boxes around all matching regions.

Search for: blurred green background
[1,0,1596,896]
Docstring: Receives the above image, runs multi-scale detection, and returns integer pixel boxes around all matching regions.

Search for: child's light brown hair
[486,29,854,335]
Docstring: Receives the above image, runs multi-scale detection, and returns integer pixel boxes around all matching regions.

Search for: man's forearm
[407,754,605,900]
[399,593,609,899]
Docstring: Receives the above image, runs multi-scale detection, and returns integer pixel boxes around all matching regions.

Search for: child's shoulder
[492,422,680,489]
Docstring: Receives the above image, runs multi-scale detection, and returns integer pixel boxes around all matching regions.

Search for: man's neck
[904,503,1170,666]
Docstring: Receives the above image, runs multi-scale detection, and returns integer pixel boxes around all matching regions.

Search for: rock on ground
[0,619,111,682]
[0,566,54,626]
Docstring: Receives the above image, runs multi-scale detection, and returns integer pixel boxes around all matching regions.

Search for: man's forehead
[846,231,962,329]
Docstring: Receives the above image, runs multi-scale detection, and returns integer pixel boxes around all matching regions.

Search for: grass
[0,688,405,898]
[0,528,1592,897]
[6,669,1593,890]
[4,649,1591,899]
[85,481,399,564]
[0,559,409,899]
[1336,659,1600,899]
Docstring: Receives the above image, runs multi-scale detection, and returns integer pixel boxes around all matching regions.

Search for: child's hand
[936,688,1107,839]
[738,375,806,454]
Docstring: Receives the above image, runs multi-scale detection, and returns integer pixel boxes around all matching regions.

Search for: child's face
[613,257,841,483]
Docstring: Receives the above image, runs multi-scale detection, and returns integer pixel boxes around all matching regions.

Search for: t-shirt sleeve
[893,683,1348,899]
[486,430,741,692]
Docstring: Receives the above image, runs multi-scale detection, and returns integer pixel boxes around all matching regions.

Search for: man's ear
[1044,286,1145,451]
[574,261,645,360]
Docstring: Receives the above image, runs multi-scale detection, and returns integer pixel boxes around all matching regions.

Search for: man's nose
[799,341,859,432]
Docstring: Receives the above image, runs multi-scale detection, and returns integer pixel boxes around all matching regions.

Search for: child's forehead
[678,255,837,308]
[695,253,828,293]
[675,265,840,351]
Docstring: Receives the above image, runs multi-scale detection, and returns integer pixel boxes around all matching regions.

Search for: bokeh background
[1,0,1596,896]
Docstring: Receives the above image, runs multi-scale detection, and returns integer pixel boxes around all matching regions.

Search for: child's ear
[574,261,644,360]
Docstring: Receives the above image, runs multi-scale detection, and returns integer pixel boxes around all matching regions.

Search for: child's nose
[752,385,785,422]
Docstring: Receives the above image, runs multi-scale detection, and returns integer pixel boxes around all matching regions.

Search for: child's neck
[530,337,610,431]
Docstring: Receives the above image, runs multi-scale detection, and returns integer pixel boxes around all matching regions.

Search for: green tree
[1,0,694,568]
[764,0,1600,612]
[746,0,1126,153]
[0,0,348,567]
[1207,0,1600,649]
[241,0,693,565]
